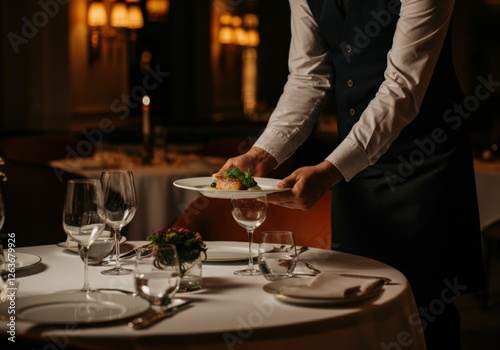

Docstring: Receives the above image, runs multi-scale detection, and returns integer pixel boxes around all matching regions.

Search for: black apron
[307,0,485,294]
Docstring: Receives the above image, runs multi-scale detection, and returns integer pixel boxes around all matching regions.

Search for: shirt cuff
[326,137,370,182]
[253,128,296,167]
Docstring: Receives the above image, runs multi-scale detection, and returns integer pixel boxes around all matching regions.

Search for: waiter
[215,1,485,348]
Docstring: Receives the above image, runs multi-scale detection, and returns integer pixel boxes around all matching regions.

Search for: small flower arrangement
[147,227,207,265]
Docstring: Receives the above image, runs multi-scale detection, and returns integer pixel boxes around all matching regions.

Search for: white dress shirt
[253,0,456,181]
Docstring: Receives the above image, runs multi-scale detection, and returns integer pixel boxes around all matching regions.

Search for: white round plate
[57,235,126,253]
[173,177,290,199]
[2,291,150,324]
[4,251,42,271]
[263,278,383,306]
[204,241,258,262]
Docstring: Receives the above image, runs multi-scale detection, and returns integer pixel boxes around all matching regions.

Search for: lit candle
[142,95,150,137]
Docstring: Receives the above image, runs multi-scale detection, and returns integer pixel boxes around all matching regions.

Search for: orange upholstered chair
[173,190,332,249]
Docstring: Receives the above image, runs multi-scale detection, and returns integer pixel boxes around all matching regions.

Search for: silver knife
[128,299,193,330]
[119,244,151,260]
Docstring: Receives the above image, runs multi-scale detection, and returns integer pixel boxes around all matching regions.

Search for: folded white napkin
[278,272,384,299]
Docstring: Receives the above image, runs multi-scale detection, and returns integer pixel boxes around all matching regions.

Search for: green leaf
[222,167,257,188]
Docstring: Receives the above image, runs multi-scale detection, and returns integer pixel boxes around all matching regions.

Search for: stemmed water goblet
[101,170,137,275]
[62,179,106,292]
[230,194,268,276]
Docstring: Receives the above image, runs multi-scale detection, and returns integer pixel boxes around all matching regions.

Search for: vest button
[346,45,353,53]
[347,79,354,87]
[349,108,356,116]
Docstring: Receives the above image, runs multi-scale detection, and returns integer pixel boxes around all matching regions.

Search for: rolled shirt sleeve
[255,0,456,182]
[254,0,333,165]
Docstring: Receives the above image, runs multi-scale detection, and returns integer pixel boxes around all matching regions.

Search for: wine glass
[230,194,268,276]
[62,179,106,292]
[134,244,181,308]
[77,226,115,266]
[100,170,137,275]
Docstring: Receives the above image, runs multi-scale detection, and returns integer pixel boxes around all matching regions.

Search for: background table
[51,153,224,240]
[474,159,500,230]
[2,242,426,350]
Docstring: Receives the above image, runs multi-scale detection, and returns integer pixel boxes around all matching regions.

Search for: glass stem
[247,229,254,271]
[113,228,122,269]
[82,246,90,292]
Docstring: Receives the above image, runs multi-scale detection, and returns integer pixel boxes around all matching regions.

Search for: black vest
[307,0,485,295]
[307,0,464,162]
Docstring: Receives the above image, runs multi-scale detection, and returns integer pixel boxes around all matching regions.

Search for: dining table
[473,158,500,230]
[50,150,225,241]
[1,241,426,350]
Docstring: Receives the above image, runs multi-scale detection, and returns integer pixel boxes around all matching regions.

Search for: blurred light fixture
[218,26,235,45]
[217,11,260,118]
[218,12,259,47]
[87,0,144,65]
[146,0,169,20]
[127,5,144,29]
[88,1,107,27]
[110,0,129,27]
[245,29,259,47]
[234,27,248,46]
[243,14,259,28]
[218,12,235,44]
[243,13,259,47]
[87,0,108,64]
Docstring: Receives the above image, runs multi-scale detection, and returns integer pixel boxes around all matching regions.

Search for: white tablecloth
[474,159,500,230]
[50,154,224,240]
[2,242,426,350]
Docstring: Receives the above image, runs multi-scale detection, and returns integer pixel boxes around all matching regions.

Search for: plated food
[211,167,261,191]
[173,177,290,199]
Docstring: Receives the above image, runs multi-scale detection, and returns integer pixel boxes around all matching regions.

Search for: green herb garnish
[223,167,257,188]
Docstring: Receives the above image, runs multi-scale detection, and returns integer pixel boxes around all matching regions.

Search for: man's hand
[214,147,277,178]
[268,161,344,209]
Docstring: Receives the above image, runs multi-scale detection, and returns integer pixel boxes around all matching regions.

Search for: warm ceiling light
[110,2,129,28]
[87,1,107,27]
[127,5,144,29]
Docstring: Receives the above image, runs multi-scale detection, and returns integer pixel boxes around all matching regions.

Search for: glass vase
[178,256,203,292]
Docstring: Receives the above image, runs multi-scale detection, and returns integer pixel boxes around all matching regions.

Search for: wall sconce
[87,0,145,65]
[110,1,129,27]
[128,5,145,29]
[87,0,108,64]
